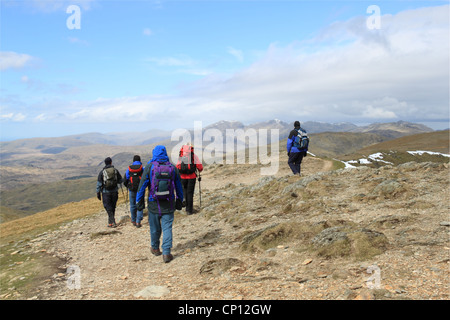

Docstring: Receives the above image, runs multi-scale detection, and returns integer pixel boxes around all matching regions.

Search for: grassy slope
[339,130,450,162]
[0,177,98,221]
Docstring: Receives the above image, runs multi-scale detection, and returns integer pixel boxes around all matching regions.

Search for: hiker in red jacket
[176,144,203,215]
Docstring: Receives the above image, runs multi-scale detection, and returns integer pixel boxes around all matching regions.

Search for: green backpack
[103,167,118,190]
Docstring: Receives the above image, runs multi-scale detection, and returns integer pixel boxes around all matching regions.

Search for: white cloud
[0,113,26,122]
[144,55,214,76]
[362,105,397,119]
[4,5,448,129]
[145,55,195,67]
[68,37,89,46]
[227,46,244,63]
[0,51,35,71]
[180,5,449,124]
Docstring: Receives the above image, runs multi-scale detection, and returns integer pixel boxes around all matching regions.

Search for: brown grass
[0,194,126,244]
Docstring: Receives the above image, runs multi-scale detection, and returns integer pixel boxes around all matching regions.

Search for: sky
[0,0,449,141]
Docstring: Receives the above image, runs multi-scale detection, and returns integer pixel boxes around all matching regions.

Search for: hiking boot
[136,223,142,228]
[163,254,174,263]
[132,221,136,226]
[151,248,162,256]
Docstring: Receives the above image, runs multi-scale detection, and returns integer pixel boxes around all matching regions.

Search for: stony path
[23,159,450,300]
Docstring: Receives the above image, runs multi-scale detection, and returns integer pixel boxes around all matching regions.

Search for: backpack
[179,152,197,175]
[149,161,176,215]
[293,128,309,150]
[128,164,143,192]
[102,166,118,190]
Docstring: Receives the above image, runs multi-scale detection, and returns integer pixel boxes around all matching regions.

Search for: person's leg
[111,192,118,224]
[160,212,174,255]
[186,178,196,214]
[129,191,137,224]
[102,192,115,225]
[148,212,161,251]
[295,152,304,175]
[288,153,299,174]
[181,178,188,209]
[136,208,144,225]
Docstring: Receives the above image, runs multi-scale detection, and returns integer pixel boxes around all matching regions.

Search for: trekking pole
[120,184,129,214]
[198,173,202,209]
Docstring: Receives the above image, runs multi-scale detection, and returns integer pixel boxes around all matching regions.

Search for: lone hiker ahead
[287,121,308,176]
[136,145,183,263]
[96,157,123,227]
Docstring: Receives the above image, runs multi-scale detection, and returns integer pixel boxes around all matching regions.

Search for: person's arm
[194,154,203,172]
[174,168,184,201]
[287,130,295,154]
[96,170,103,199]
[136,164,151,204]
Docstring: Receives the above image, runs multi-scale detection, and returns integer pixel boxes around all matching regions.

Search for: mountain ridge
[0,120,433,149]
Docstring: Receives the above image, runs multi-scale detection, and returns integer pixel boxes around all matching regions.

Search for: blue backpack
[293,128,309,150]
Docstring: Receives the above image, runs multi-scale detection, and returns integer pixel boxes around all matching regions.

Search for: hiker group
[96,144,203,263]
[96,121,307,263]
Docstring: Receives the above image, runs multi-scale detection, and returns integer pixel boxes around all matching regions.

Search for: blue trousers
[148,212,174,255]
[129,191,143,223]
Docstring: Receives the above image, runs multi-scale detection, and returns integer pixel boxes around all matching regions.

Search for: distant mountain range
[0,120,434,154]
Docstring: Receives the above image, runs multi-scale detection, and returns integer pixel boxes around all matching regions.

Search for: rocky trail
[5,155,450,300]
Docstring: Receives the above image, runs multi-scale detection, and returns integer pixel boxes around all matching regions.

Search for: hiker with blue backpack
[124,155,144,228]
[287,121,309,176]
[135,145,184,263]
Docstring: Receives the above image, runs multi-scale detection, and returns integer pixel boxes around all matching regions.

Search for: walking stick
[198,173,202,209]
[120,184,129,214]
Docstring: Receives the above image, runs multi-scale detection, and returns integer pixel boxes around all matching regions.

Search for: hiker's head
[151,145,169,162]
[294,121,300,129]
[104,157,112,165]
[133,155,141,162]
[180,144,193,156]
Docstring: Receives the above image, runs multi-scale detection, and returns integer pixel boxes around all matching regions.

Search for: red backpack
[128,164,143,192]
[179,146,197,174]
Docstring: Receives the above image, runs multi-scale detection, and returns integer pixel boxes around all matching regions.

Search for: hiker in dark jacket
[136,145,183,263]
[124,155,144,228]
[286,121,308,175]
[96,157,123,227]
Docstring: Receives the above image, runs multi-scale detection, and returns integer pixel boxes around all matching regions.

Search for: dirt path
[22,157,449,301]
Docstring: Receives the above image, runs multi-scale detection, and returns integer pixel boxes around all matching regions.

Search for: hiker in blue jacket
[136,145,183,263]
[124,155,144,228]
[287,121,308,175]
